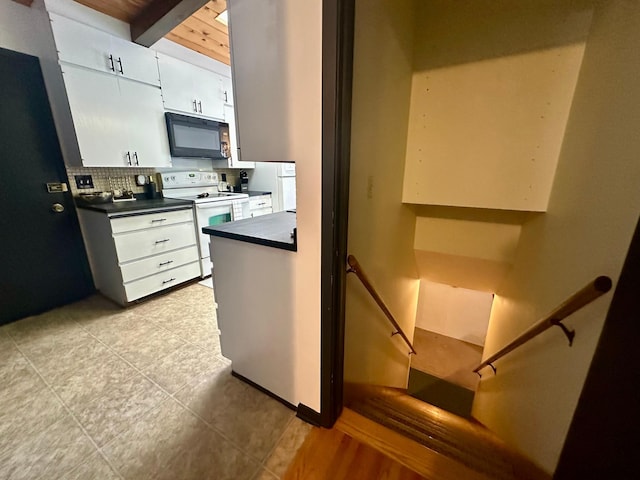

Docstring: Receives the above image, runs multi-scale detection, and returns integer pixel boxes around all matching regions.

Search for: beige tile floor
[0,282,311,480]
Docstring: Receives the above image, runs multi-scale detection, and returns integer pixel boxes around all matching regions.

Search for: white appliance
[162,171,249,277]
[249,162,296,212]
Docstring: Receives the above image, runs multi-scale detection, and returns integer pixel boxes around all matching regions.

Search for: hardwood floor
[283,421,425,480]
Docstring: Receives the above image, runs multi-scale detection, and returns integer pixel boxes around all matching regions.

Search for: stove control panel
[162,171,218,189]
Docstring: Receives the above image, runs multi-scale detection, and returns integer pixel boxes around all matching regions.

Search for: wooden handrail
[474,276,613,374]
[346,254,417,355]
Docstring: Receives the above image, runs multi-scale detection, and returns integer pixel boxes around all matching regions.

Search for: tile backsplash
[66,166,156,196]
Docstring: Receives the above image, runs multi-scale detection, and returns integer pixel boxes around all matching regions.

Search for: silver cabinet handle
[133,152,139,166]
[198,101,202,113]
[193,99,197,112]
[159,260,174,266]
[151,218,167,223]
[116,57,123,74]
[162,277,176,285]
[155,239,170,244]
[125,151,132,166]
[108,54,115,72]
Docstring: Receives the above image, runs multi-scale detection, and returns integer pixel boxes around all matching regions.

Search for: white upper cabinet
[224,104,254,168]
[109,35,161,86]
[50,13,160,86]
[119,77,171,167]
[227,0,293,162]
[61,64,170,167]
[222,75,234,105]
[62,64,126,167]
[157,53,225,120]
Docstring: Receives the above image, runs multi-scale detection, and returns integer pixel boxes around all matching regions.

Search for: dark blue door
[0,47,94,325]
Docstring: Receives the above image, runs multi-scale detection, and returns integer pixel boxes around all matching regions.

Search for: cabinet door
[222,75,234,105]
[61,64,128,167]
[157,53,198,114]
[111,36,160,86]
[195,69,225,120]
[227,0,292,161]
[50,13,116,75]
[225,105,254,168]
[118,78,171,167]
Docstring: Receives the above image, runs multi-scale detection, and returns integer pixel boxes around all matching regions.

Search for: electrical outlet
[75,175,94,189]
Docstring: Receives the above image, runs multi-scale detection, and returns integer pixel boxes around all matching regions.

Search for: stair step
[407,368,475,418]
[345,384,549,480]
[336,408,493,480]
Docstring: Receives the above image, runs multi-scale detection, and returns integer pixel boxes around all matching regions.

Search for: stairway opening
[407,280,494,417]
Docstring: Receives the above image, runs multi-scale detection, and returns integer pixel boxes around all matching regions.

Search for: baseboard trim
[297,403,322,426]
[231,370,296,411]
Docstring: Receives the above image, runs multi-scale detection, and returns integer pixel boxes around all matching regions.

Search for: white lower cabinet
[78,207,199,305]
[249,194,273,217]
[124,262,200,303]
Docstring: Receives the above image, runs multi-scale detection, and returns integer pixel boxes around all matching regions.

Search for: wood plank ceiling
[74,0,230,65]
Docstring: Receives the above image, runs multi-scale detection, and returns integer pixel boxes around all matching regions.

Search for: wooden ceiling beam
[131,0,210,47]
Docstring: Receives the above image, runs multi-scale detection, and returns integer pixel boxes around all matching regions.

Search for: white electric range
[161,171,249,278]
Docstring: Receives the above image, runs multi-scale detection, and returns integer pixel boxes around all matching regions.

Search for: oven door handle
[196,203,235,210]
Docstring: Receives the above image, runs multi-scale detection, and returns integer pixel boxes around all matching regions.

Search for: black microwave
[165,112,230,159]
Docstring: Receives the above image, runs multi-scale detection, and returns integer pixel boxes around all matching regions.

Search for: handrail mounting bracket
[550,318,575,346]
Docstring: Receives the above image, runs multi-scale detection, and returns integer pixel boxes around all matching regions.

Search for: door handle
[193,100,198,112]
[133,152,139,166]
[51,203,65,213]
[224,91,228,103]
[126,152,132,166]
[108,54,115,72]
[116,57,123,74]
[198,101,202,113]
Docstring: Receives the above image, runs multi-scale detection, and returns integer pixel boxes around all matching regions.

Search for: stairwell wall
[473,0,640,473]
[344,0,419,387]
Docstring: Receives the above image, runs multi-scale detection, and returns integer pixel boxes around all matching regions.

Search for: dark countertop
[75,197,193,215]
[202,211,296,251]
[247,191,272,197]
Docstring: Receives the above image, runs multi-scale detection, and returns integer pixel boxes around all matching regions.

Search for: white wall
[344,0,419,388]
[413,211,523,292]
[473,0,640,473]
[284,0,322,411]
[402,0,593,211]
[415,281,493,347]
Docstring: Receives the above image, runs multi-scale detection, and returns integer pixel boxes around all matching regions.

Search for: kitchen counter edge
[202,211,297,252]
[75,197,193,215]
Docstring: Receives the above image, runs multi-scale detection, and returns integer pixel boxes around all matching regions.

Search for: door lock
[51,203,65,213]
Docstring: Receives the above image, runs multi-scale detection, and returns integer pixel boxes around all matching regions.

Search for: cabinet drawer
[124,261,200,302]
[249,195,272,210]
[120,245,199,283]
[114,222,196,263]
[251,207,273,218]
[111,208,193,233]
